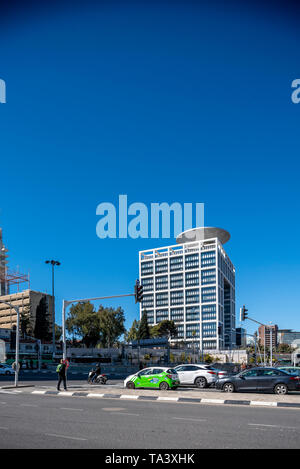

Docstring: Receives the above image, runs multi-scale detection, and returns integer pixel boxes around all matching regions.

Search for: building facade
[0,289,53,334]
[277,329,300,347]
[139,227,236,351]
[258,324,278,348]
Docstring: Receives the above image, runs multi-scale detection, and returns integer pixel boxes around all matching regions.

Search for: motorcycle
[87,370,107,385]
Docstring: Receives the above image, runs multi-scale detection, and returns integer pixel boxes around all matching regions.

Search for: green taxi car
[124,367,180,390]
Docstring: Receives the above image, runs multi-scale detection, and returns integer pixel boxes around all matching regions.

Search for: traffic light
[134,280,143,303]
[240,305,248,321]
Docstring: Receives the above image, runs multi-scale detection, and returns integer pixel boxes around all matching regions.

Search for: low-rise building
[0,289,53,335]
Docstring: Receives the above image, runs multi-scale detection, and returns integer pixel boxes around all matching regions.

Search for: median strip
[13,388,300,410]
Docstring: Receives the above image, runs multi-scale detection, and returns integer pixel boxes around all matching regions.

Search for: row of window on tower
[142,304,217,324]
[141,251,217,276]
[141,286,216,308]
[141,269,217,292]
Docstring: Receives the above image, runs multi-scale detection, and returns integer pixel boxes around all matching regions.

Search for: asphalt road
[0,388,300,448]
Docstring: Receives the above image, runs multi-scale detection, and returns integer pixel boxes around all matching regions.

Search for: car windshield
[138,369,153,376]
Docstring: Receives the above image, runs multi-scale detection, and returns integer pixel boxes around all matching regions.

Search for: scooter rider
[92,363,102,383]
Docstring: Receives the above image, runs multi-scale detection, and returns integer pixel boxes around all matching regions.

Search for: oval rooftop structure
[176,227,230,245]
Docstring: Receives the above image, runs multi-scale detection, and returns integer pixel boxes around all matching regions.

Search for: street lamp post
[0,300,20,387]
[45,260,60,360]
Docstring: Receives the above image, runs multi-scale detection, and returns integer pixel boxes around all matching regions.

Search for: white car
[174,364,227,388]
[0,364,15,376]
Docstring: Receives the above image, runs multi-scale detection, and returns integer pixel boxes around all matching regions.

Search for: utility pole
[240,306,275,367]
[45,260,60,360]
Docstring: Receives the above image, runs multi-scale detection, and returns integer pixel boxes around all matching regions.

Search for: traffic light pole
[240,309,275,367]
[61,293,135,360]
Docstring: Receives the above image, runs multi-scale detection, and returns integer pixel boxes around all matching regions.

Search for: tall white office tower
[139,227,236,352]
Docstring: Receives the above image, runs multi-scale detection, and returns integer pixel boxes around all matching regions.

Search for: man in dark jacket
[57,359,67,391]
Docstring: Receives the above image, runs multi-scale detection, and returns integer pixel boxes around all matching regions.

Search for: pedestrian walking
[56,359,67,391]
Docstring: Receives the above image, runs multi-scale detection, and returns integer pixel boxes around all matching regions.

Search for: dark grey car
[215,367,300,395]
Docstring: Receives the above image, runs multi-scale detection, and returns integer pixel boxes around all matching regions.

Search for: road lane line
[20,404,38,407]
[172,417,207,422]
[248,423,299,430]
[60,407,83,411]
[45,433,87,441]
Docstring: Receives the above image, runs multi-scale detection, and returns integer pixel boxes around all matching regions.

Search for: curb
[23,390,300,409]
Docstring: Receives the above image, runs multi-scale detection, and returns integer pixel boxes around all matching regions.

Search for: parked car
[0,364,15,376]
[174,364,227,388]
[216,367,300,394]
[124,367,179,390]
[277,366,300,377]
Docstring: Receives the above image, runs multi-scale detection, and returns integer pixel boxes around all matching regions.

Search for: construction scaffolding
[0,228,30,295]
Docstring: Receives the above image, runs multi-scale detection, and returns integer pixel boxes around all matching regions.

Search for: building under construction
[0,228,53,333]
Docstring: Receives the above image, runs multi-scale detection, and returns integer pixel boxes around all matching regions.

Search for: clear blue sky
[0,1,300,336]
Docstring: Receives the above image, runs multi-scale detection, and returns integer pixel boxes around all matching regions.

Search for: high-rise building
[139,227,236,351]
[258,324,278,348]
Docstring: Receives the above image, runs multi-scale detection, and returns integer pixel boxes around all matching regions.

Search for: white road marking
[248,423,299,430]
[20,404,38,407]
[102,407,126,411]
[112,412,139,416]
[45,433,87,441]
[120,395,139,399]
[60,407,83,411]
[157,397,179,401]
[250,401,277,407]
[201,399,225,404]
[172,417,207,422]
[87,393,104,398]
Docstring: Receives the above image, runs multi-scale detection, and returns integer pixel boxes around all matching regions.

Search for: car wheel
[223,382,235,393]
[5,371,10,376]
[126,381,135,389]
[159,381,169,391]
[195,377,207,388]
[274,383,288,395]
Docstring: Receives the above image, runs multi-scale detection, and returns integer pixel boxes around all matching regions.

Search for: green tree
[55,324,62,341]
[34,296,51,341]
[150,320,178,340]
[20,306,33,338]
[137,311,150,340]
[66,301,101,347]
[124,319,140,342]
[98,305,126,348]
